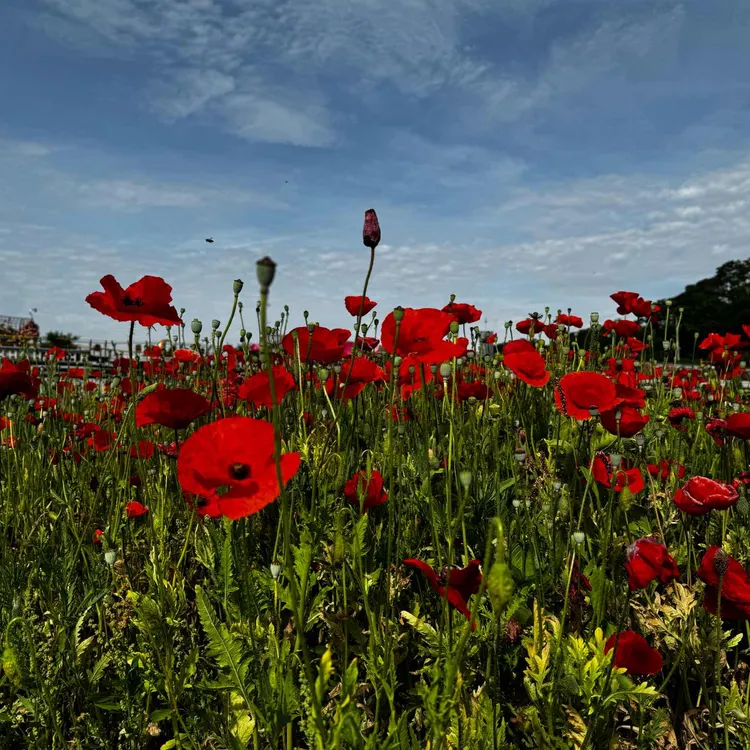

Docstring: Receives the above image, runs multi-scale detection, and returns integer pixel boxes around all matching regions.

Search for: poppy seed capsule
[714,548,729,578]
[191,319,203,334]
[362,208,381,249]
[233,279,244,294]
[392,306,405,323]
[256,256,277,290]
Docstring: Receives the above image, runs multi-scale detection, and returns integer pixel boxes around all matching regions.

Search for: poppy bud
[211,319,220,330]
[363,209,381,249]
[450,321,459,335]
[233,279,244,294]
[714,548,729,578]
[392,306,404,323]
[256,256,277,290]
[191,319,202,334]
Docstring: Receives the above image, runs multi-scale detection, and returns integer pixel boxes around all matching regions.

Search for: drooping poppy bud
[363,209,381,250]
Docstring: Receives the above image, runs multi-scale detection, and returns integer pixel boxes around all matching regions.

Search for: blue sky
[1,0,749,343]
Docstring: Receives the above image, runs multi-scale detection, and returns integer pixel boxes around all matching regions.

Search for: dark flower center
[122,294,144,307]
[229,462,251,480]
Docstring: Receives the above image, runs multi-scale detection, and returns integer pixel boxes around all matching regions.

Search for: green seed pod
[486,562,514,615]
[2,645,22,689]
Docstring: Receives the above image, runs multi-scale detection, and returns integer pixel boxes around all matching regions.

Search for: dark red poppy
[403,558,482,628]
[698,547,750,619]
[699,332,745,354]
[744,325,750,340]
[381,308,467,364]
[172,348,202,364]
[177,416,301,520]
[733,472,750,488]
[135,387,210,430]
[363,208,381,249]
[344,470,388,510]
[556,314,583,328]
[86,275,182,327]
[668,407,695,431]
[673,476,739,515]
[591,454,645,494]
[625,538,679,590]
[126,500,149,519]
[441,302,482,325]
[605,631,662,674]
[282,325,351,365]
[600,406,650,438]
[345,295,377,317]
[93,529,103,544]
[610,292,659,320]
[0,359,39,401]
[503,340,550,387]
[238,366,296,409]
[726,412,750,440]
[569,559,592,604]
[88,430,116,452]
[555,372,620,419]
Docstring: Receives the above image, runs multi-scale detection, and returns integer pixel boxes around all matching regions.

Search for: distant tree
[656,259,750,343]
[45,331,80,348]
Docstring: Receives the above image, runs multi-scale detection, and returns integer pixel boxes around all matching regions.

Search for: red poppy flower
[591,454,645,494]
[93,529,103,544]
[363,208,381,249]
[86,275,182,327]
[282,325,351,365]
[329,357,385,400]
[344,295,377,317]
[344,470,388,510]
[605,631,662,674]
[647,460,685,482]
[238,366,296,409]
[726,412,750,440]
[403,559,482,628]
[441,302,482,325]
[610,291,640,315]
[625,538,679,590]
[734,472,750,488]
[555,372,620,419]
[126,500,149,519]
[0,359,39,401]
[697,547,750,619]
[381,308,467,364]
[136,387,210,430]
[502,340,550,387]
[705,417,728,446]
[668,407,695,431]
[129,440,155,460]
[699,332,745,353]
[88,430,116,452]
[172,348,202,365]
[177,416,301,520]
[615,383,646,409]
[672,476,739,515]
[515,318,543,336]
[556,314,583,328]
[603,319,642,338]
[744,324,750,340]
[600,406,650,438]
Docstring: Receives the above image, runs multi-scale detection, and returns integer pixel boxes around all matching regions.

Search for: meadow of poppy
[1,208,750,748]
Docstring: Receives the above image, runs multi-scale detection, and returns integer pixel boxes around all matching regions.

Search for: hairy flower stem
[259,283,327,745]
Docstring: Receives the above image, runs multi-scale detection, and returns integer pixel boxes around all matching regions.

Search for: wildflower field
[2,210,750,750]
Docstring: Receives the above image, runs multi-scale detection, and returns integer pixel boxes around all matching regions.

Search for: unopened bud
[362,208,381,249]
[392,306,405,323]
